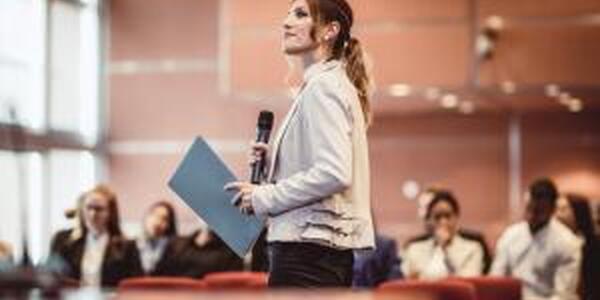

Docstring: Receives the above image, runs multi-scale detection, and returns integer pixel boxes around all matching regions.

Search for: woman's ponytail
[344,37,372,126]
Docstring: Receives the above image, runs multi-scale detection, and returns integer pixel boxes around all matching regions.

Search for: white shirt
[136,237,168,274]
[401,234,484,280]
[80,232,109,286]
[490,219,582,300]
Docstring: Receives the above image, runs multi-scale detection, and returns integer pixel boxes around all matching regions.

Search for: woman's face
[144,205,170,238]
[555,197,576,232]
[282,0,319,55]
[428,201,458,235]
[82,192,110,233]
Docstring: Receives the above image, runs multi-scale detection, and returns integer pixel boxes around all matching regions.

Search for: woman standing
[226,0,375,288]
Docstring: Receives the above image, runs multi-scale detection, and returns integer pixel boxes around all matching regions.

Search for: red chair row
[378,276,522,300]
[117,272,269,292]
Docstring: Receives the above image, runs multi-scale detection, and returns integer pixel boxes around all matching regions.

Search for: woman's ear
[321,21,341,42]
[327,21,341,41]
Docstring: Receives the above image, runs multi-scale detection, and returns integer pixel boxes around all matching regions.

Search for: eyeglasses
[85,204,108,212]
[431,211,455,221]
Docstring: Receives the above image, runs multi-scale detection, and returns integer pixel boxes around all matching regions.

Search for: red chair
[203,272,268,290]
[447,277,522,300]
[58,277,80,289]
[378,280,477,300]
[117,276,206,291]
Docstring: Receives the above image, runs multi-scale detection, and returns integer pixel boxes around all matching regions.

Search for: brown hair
[305,0,373,125]
[145,201,178,237]
[77,184,123,238]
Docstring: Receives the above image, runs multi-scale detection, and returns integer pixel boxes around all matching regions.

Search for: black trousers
[267,242,354,288]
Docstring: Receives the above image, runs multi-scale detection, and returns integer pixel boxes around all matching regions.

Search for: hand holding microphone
[225,111,274,215]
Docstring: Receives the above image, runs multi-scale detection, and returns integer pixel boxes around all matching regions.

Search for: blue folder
[168,137,265,258]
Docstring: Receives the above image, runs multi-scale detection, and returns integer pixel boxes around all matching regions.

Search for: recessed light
[558,92,571,105]
[425,87,441,101]
[441,94,459,109]
[459,101,476,114]
[402,180,421,200]
[501,81,516,94]
[545,84,560,98]
[568,98,583,113]
[388,84,412,98]
[486,15,505,30]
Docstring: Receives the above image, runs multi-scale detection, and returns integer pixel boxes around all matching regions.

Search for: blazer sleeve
[489,229,511,276]
[251,76,353,216]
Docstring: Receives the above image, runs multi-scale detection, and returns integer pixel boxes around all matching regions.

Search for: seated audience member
[0,240,13,266]
[596,202,600,234]
[353,233,402,288]
[49,185,142,287]
[154,228,243,278]
[555,194,600,300]
[490,178,581,300]
[405,188,493,274]
[136,201,179,275]
[402,190,484,280]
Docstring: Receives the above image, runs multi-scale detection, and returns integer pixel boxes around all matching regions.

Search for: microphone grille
[258,110,274,130]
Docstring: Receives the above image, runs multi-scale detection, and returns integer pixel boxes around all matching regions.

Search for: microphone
[250,111,274,184]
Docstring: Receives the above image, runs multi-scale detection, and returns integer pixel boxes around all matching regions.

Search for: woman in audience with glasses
[49,185,142,287]
[401,190,484,280]
[555,193,600,300]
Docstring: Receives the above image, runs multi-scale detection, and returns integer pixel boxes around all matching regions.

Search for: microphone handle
[250,130,270,184]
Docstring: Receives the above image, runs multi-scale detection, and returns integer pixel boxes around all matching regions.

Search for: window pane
[0,151,45,263]
[49,1,100,142]
[0,0,46,129]
[48,150,97,235]
[0,151,22,261]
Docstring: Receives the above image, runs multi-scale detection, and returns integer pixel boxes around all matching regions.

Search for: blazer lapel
[267,86,306,181]
[266,61,340,182]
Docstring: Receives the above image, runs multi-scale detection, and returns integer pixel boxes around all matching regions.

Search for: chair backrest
[448,277,522,300]
[203,272,268,290]
[117,276,206,291]
[378,280,477,300]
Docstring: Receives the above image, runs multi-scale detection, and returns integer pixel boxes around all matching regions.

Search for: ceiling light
[459,101,476,114]
[486,15,505,31]
[545,84,560,98]
[388,84,412,98]
[558,92,571,105]
[425,87,441,101]
[402,180,421,201]
[441,94,459,109]
[501,81,516,94]
[568,98,583,113]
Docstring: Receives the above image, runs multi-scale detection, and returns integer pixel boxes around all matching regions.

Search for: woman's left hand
[224,181,257,215]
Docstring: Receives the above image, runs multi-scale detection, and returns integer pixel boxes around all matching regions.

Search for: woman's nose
[282,12,294,29]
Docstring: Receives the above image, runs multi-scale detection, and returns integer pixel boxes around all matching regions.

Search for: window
[0,0,46,129]
[49,1,100,141]
[0,0,103,264]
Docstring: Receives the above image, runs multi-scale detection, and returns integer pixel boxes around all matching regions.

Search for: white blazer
[251,59,375,250]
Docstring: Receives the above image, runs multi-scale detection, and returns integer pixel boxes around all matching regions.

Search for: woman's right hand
[248,141,269,166]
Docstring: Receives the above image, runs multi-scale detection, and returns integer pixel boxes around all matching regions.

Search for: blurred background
[1,0,599,264]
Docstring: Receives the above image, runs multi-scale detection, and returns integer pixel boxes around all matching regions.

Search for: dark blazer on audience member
[582,236,600,300]
[150,230,243,278]
[353,234,402,288]
[49,229,143,287]
[404,228,492,274]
